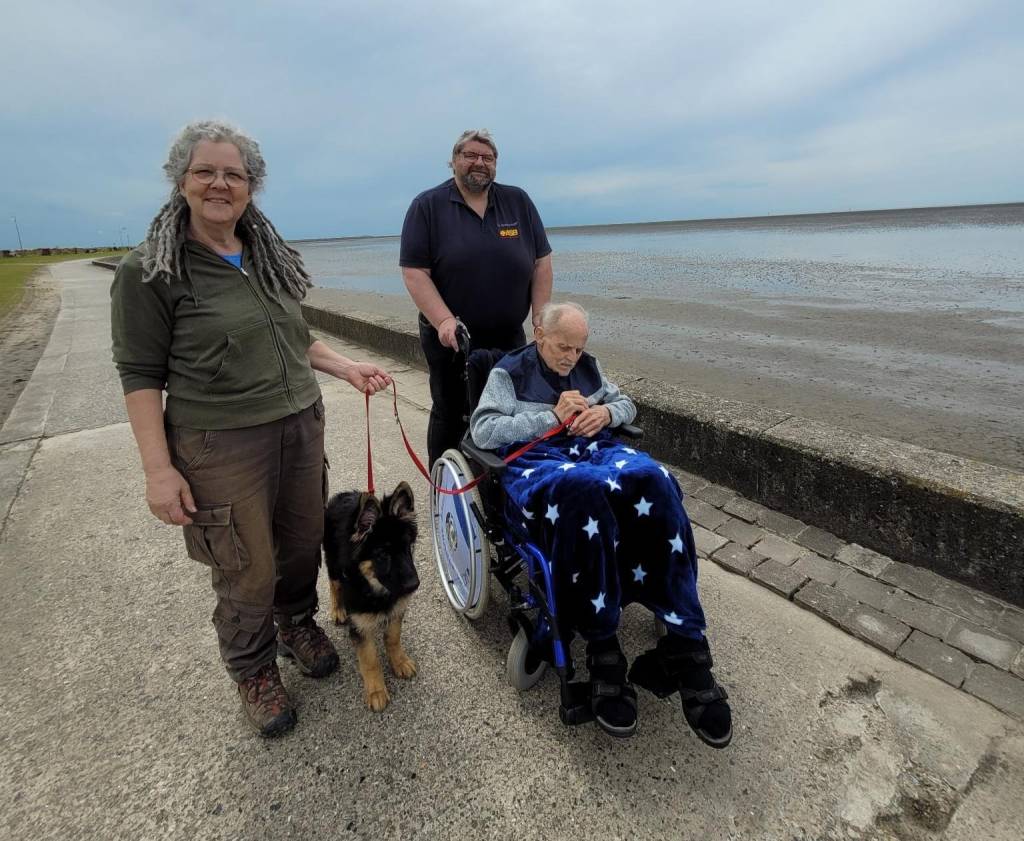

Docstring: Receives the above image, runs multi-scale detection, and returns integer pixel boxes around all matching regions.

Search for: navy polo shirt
[399,179,552,334]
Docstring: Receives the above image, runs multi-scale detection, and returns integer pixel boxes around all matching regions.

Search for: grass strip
[0,250,127,321]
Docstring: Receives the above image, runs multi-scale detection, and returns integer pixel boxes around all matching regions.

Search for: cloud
[0,0,1020,244]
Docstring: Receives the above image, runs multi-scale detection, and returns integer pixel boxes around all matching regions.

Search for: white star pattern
[613,539,619,549]
[604,478,622,492]
[559,462,576,472]
[663,612,683,625]
[659,465,669,478]
[591,591,606,612]
[623,447,637,454]
[572,572,580,583]
[545,504,560,524]
[669,532,684,553]
[521,507,534,520]
[586,441,599,453]
[614,459,628,469]
[582,517,600,539]
[569,444,580,456]
[632,564,647,583]
[634,497,653,516]
[522,468,536,478]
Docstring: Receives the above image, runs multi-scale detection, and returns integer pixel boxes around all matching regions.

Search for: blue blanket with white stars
[498,431,706,641]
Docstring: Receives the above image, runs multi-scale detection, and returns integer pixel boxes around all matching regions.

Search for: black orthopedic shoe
[586,635,638,738]
[629,633,732,749]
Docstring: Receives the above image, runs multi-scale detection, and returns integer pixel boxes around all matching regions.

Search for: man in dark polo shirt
[400,128,553,464]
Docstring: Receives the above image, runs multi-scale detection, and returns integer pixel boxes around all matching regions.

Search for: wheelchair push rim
[429,449,492,619]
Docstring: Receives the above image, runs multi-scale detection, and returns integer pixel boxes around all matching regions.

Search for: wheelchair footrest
[558,681,595,726]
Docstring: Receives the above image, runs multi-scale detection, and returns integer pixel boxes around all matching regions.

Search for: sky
[1,0,1021,248]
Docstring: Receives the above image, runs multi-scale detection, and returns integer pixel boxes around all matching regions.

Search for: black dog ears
[385,482,415,523]
[353,494,382,543]
[352,482,415,543]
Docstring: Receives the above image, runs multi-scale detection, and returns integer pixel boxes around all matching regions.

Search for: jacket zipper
[234,263,299,414]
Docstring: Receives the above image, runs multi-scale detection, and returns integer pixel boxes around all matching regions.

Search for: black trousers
[419,314,525,465]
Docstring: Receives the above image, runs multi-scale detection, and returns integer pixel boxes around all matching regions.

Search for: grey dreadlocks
[141,120,311,300]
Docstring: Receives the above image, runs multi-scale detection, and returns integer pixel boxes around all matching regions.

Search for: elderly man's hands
[146,465,197,526]
[554,389,589,423]
[569,404,612,438]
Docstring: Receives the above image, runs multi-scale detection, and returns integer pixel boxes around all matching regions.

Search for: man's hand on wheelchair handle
[569,404,612,437]
[437,316,460,350]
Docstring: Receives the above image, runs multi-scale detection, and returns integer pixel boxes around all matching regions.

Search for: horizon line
[289,200,1023,243]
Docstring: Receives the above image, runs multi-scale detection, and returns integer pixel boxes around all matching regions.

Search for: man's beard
[459,168,492,193]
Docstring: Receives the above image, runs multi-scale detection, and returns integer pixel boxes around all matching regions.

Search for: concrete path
[2,260,1023,841]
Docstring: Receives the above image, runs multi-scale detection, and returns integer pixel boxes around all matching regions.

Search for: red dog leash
[363,381,575,496]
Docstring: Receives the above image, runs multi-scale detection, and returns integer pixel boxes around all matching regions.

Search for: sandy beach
[305,285,1024,473]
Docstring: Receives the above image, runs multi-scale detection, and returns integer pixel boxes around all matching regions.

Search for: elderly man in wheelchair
[429,302,732,746]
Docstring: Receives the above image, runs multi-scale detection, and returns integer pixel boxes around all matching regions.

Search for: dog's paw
[364,685,391,712]
[389,651,417,679]
[330,607,348,626]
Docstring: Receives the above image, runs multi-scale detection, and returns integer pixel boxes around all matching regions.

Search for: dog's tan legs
[350,618,389,711]
[385,613,417,679]
[328,579,348,626]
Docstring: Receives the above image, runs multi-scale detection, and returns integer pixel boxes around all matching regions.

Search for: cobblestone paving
[682,471,1024,721]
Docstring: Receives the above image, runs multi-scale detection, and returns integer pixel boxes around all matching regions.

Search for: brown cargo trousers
[168,399,328,682]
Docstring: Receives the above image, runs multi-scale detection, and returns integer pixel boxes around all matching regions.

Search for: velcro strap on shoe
[681,685,728,704]
[591,681,623,698]
[664,649,712,668]
[589,650,625,667]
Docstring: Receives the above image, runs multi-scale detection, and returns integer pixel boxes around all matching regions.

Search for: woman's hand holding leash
[146,465,197,526]
[343,362,392,395]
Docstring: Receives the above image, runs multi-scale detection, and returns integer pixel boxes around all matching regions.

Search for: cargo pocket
[183,504,249,571]
[212,603,269,655]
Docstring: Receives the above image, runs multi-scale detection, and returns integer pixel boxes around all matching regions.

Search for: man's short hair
[451,129,498,159]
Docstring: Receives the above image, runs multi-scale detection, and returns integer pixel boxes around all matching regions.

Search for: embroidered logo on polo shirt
[498,226,520,238]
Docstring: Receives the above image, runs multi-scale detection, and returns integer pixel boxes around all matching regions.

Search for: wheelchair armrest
[617,423,643,440]
[460,436,508,477]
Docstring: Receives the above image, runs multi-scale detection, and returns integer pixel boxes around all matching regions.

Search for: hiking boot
[237,662,296,737]
[278,615,340,678]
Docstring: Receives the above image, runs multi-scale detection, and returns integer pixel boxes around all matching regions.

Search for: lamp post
[10,216,24,251]
[120,226,129,248]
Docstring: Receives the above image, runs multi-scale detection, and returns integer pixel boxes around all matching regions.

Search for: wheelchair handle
[455,319,471,355]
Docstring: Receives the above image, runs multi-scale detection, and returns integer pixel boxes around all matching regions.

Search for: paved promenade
[2,260,1023,840]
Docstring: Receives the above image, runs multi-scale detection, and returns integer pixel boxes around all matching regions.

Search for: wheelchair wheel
[506,626,549,691]
[430,448,492,620]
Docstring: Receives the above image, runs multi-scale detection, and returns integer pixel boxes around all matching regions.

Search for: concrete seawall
[301,300,1024,608]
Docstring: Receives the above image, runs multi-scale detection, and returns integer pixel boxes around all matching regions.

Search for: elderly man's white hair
[538,301,589,332]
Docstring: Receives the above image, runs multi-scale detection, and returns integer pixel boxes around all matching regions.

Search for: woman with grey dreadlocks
[111,120,391,737]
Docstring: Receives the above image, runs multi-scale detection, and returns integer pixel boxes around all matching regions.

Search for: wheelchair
[428,329,649,727]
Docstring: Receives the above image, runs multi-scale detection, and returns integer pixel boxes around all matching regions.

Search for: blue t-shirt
[221,253,242,268]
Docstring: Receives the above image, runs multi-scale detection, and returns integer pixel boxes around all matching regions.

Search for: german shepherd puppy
[323,481,419,711]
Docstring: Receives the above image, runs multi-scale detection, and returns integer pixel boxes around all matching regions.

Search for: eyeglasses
[459,151,496,164]
[187,167,250,187]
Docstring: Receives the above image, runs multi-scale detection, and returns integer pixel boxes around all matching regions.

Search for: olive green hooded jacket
[111,240,320,430]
